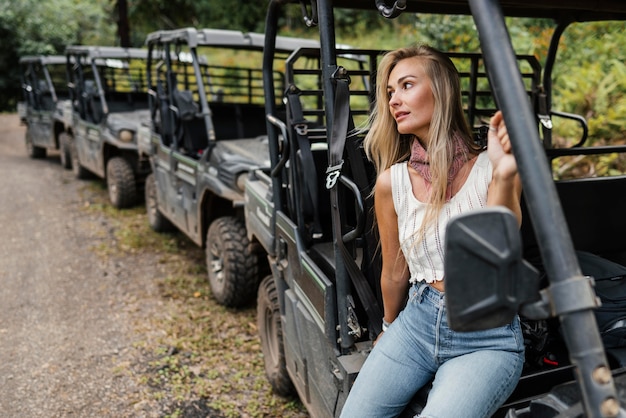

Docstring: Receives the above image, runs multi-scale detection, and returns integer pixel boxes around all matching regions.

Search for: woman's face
[387,57,435,140]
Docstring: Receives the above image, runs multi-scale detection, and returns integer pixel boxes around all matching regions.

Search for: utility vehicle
[140,28,321,307]
[64,46,152,208]
[246,0,626,417]
[19,55,73,166]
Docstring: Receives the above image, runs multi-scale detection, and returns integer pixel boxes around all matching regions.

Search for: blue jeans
[340,283,524,418]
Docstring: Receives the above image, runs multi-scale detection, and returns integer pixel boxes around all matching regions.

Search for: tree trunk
[117,0,130,47]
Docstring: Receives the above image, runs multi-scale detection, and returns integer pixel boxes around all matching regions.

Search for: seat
[172,89,208,157]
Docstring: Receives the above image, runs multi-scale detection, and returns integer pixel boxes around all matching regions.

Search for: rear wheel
[257,275,295,396]
[106,156,137,209]
[145,173,173,232]
[26,130,46,159]
[206,216,258,307]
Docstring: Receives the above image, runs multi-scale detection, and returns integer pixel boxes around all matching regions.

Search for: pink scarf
[408,133,468,201]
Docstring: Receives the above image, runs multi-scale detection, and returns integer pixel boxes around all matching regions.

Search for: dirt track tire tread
[206,216,258,308]
[257,275,295,397]
[145,173,174,232]
[106,156,137,209]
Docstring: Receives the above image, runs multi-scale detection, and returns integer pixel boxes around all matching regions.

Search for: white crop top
[391,151,492,284]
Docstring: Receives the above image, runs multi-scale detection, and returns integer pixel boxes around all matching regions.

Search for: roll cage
[261,1,626,417]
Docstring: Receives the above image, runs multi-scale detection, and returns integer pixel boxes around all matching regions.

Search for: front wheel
[145,173,173,232]
[58,133,72,169]
[206,216,258,308]
[257,275,295,396]
[70,139,90,179]
[106,156,137,209]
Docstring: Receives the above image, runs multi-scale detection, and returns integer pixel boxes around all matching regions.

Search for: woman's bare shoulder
[375,167,394,196]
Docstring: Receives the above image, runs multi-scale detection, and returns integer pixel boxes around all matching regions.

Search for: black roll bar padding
[146,44,158,122]
[188,46,215,142]
[90,60,108,116]
[163,46,180,151]
[42,65,58,103]
[469,0,622,417]
[264,0,287,218]
[375,0,407,18]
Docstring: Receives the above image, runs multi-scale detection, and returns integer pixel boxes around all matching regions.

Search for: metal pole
[469,0,622,416]
[263,0,287,219]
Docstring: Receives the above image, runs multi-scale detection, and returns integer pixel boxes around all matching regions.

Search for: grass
[78,179,308,418]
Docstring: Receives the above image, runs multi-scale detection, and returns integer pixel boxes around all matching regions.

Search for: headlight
[119,129,134,143]
[236,172,248,192]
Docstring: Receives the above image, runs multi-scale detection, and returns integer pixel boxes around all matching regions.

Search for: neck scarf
[408,133,469,201]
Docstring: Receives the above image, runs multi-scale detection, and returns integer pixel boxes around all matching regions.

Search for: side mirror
[445,207,540,331]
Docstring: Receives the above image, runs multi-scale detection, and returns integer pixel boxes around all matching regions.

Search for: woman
[340,45,524,417]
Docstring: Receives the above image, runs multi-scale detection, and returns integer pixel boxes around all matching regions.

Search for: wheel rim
[147,180,159,223]
[71,145,80,175]
[60,142,70,167]
[208,242,224,289]
[108,176,118,203]
[264,304,279,366]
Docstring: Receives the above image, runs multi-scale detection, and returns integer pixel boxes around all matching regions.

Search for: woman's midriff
[430,281,445,293]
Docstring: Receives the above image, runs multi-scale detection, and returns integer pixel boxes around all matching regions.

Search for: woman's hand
[487,110,518,181]
[486,110,523,224]
[373,331,385,347]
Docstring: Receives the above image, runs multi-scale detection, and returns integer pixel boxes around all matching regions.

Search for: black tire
[70,139,90,179]
[58,133,72,170]
[145,173,174,232]
[206,216,258,308]
[26,130,46,159]
[106,156,137,209]
[257,275,295,396]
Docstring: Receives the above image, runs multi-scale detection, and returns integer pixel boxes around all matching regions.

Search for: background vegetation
[2,3,625,159]
[3,3,625,172]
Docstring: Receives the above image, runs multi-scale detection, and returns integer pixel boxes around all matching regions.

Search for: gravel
[0,114,308,418]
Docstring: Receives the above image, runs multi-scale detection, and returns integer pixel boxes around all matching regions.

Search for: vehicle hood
[106,109,151,133]
[212,136,271,168]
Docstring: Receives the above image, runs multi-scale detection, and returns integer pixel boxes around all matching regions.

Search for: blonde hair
[364,45,481,237]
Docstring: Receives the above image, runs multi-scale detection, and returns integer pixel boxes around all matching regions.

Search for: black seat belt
[326,69,383,336]
[285,85,323,238]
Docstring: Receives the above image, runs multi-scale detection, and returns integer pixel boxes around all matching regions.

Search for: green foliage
[7,0,115,56]
[3,2,626,179]
[552,22,626,139]
[413,14,481,52]
[194,0,268,33]
[128,0,269,47]
[128,0,200,46]
[0,0,115,111]
[546,21,626,178]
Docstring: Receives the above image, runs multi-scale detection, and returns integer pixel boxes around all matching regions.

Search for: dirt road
[0,114,155,415]
[0,113,308,418]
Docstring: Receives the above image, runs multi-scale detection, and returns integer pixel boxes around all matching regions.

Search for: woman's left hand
[487,110,518,180]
